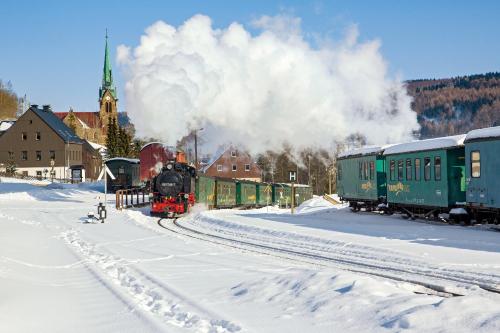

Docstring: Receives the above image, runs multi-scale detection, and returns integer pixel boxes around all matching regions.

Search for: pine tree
[105,116,118,158]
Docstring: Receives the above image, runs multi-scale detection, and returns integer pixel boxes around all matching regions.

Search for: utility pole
[193,128,204,169]
[194,130,198,168]
[308,155,311,186]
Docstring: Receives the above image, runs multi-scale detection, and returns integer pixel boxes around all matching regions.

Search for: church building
[55,33,118,145]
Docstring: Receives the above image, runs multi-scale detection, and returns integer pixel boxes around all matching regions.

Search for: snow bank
[465,126,500,142]
[383,134,466,155]
[295,196,344,214]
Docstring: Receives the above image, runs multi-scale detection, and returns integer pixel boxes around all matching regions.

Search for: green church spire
[100,29,116,99]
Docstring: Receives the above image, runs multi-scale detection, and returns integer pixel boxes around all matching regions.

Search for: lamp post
[194,128,204,169]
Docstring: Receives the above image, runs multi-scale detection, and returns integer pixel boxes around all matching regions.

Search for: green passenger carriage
[336,146,388,210]
[464,126,500,222]
[383,135,466,219]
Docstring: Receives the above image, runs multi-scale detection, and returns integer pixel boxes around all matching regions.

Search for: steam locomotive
[150,152,196,217]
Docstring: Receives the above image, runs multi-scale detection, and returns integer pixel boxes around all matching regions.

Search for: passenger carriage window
[406,159,412,181]
[434,157,441,181]
[390,160,395,181]
[359,162,362,180]
[424,157,431,181]
[415,158,421,181]
[397,160,403,181]
[471,151,480,178]
[338,164,342,180]
[364,162,368,180]
[369,161,374,180]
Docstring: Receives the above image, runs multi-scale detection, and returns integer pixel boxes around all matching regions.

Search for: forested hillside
[406,72,500,138]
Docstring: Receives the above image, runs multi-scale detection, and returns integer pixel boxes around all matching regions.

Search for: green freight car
[236,180,257,207]
[215,178,237,208]
[294,185,313,206]
[383,135,466,218]
[336,146,387,210]
[195,175,216,208]
[272,183,312,208]
[256,183,273,206]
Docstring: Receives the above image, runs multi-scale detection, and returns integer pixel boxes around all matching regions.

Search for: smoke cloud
[118,14,419,155]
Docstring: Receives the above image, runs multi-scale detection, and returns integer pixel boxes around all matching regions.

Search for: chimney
[31,104,39,110]
[42,104,51,112]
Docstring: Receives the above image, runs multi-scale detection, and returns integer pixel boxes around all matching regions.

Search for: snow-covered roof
[88,141,106,151]
[383,134,466,155]
[105,157,140,164]
[465,126,500,143]
[0,121,14,132]
[140,141,175,151]
[201,145,229,172]
[338,146,385,159]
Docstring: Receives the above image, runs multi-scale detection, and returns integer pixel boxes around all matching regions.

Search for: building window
[35,132,41,140]
[415,158,421,181]
[424,157,431,181]
[22,132,27,140]
[471,151,480,178]
[245,164,250,171]
[217,164,222,172]
[397,160,403,181]
[390,160,395,181]
[231,151,237,157]
[8,151,14,159]
[21,151,28,160]
[36,151,42,161]
[232,164,237,172]
[406,159,412,181]
[50,150,55,160]
[434,156,441,181]
[36,171,42,179]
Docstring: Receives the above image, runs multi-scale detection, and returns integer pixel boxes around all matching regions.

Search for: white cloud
[118,14,419,155]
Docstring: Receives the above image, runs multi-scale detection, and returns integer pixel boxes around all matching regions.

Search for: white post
[104,162,107,209]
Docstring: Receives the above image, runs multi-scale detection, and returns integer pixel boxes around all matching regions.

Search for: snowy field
[1,178,500,332]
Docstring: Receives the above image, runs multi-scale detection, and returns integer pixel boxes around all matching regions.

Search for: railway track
[157,217,500,298]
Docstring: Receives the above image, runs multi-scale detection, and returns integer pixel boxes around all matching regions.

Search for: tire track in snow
[59,228,241,333]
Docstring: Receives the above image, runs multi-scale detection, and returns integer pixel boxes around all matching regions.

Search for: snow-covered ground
[1,179,500,332]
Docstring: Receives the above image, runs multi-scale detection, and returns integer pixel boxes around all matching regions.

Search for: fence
[116,188,150,210]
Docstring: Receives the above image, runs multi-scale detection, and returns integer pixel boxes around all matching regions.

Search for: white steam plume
[118,14,419,155]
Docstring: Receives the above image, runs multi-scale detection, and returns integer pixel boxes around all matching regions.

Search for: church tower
[99,31,118,132]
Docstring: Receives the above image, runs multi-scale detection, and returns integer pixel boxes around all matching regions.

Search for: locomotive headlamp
[166,164,173,170]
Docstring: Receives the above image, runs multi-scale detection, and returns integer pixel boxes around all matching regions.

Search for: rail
[115,188,150,210]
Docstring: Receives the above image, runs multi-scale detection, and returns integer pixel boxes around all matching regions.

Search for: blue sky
[1,0,499,112]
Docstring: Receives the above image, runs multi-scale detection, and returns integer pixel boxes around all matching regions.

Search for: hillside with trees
[0,80,18,119]
[406,72,500,138]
